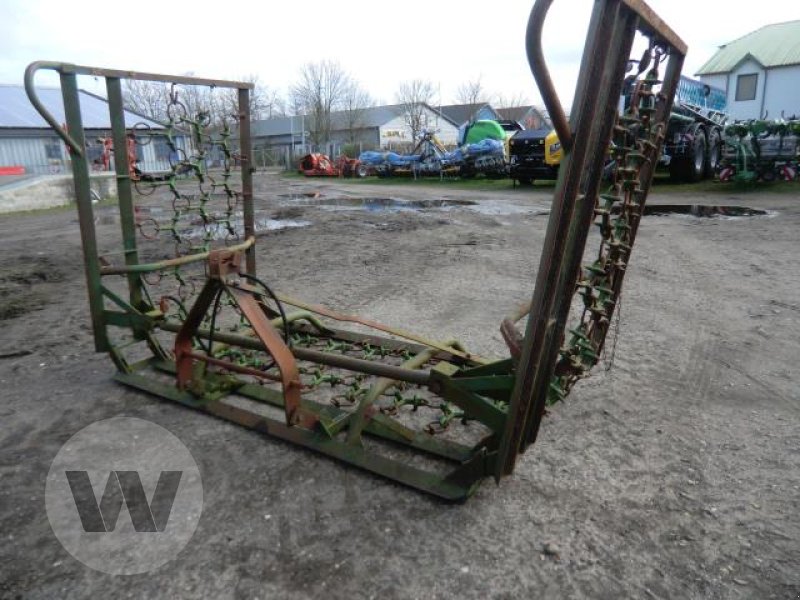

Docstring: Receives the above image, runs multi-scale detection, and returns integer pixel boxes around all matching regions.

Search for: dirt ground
[0,170,798,599]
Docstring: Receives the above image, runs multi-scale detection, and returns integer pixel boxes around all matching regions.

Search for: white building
[696,20,800,120]
[251,103,459,158]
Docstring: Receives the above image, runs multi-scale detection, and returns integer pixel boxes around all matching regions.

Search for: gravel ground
[0,171,798,599]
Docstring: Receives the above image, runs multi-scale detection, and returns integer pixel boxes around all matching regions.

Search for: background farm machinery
[25,0,686,499]
[661,76,727,182]
[718,119,800,182]
[358,129,507,179]
[298,153,368,178]
[298,128,508,181]
[509,74,728,185]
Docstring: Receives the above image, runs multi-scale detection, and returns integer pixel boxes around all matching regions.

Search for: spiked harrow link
[26,0,685,500]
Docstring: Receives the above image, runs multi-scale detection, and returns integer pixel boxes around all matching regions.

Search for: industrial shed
[250,103,459,162]
[0,84,179,175]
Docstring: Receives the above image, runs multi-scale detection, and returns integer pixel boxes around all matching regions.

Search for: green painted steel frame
[24,0,686,500]
[23,59,510,497]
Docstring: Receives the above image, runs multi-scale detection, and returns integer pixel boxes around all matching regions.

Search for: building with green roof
[697,20,800,120]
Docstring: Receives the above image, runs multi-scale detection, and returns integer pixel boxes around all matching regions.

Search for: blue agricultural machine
[358,127,507,179]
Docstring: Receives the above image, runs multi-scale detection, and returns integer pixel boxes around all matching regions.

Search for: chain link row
[548,46,667,405]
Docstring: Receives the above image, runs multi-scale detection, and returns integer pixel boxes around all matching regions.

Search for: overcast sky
[3,0,799,114]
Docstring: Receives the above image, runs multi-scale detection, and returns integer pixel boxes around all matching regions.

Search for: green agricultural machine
[25,0,685,499]
[719,119,800,183]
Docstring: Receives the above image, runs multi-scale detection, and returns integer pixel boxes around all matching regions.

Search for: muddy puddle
[99,205,311,240]
[180,215,310,240]
[277,194,551,216]
[642,204,770,218]
[277,194,477,212]
[97,200,770,241]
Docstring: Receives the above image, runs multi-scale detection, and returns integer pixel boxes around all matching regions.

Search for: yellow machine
[508,127,563,184]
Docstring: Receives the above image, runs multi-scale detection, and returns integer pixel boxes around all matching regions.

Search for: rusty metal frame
[24,0,685,501]
[496,0,686,477]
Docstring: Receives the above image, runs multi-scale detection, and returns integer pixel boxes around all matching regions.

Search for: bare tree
[455,77,488,105]
[123,74,283,126]
[395,79,436,145]
[219,74,285,121]
[123,79,170,123]
[291,61,350,148]
[260,87,287,119]
[340,80,374,145]
[494,91,530,111]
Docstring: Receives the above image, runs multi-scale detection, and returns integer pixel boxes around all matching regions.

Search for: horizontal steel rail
[100,238,255,275]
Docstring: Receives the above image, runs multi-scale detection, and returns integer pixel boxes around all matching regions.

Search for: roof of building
[251,103,457,138]
[696,20,800,75]
[494,105,548,123]
[495,106,530,122]
[0,84,164,129]
[438,103,498,125]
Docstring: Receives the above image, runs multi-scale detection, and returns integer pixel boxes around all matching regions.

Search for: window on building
[135,141,145,164]
[154,137,171,161]
[86,144,104,164]
[44,140,62,160]
[735,73,758,101]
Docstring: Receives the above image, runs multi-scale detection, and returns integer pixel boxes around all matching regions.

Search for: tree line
[123,61,530,148]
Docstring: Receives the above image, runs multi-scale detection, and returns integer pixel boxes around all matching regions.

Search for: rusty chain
[548,45,667,405]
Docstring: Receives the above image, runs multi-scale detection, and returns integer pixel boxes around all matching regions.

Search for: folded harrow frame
[26,0,685,500]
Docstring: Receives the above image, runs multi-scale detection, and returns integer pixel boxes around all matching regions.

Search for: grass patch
[650,174,799,194]
[279,170,555,192]
[281,168,799,195]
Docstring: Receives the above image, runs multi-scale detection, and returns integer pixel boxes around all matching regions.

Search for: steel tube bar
[60,72,108,351]
[238,87,256,276]
[157,321,433,385]
[105,77,143,309]
[275,292,485,364]
[497,0,624,477]
[24,61,252,156]
[522,2,639,450]
[525,0,572,150]
[100,238,255,275]
[183,351,285,383]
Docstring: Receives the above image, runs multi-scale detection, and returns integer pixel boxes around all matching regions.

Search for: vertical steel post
[106,77,143,309]
[496,0,687,478]
[521,3,638,450]
[60,71,108,352]
[238,87,256,276]
[496,0,623,478]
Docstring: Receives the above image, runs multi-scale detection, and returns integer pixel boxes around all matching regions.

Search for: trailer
[509,75,727,184]
[662,76,727,182]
